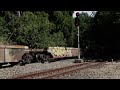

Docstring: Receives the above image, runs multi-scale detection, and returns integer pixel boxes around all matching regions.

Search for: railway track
[12,61,106,79]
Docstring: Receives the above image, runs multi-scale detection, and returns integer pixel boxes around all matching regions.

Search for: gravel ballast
[57,62,120,79]
[1,60,120,79]
[0,59,77,79]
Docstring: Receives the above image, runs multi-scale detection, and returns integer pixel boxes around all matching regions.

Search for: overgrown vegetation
[0,11,76,48]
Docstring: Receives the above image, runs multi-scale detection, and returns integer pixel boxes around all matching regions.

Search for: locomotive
[0,45,79,66]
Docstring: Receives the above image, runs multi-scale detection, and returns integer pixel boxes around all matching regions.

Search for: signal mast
[74,12,83,63]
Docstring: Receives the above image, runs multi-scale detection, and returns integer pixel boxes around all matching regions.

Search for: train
[0,45,79,67]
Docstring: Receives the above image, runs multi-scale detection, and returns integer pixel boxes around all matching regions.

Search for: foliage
[89,11,120,60]
[0,11,75,48]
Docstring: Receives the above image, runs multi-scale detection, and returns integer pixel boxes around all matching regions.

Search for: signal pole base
[74,59,84,63]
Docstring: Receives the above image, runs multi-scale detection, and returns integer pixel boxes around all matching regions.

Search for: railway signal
[75,17,79,26]
[74,12,83,63]
[75,12,80,27]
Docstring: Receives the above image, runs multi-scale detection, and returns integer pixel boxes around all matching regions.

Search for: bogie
[36,54,48,63]
[21,53,33,64]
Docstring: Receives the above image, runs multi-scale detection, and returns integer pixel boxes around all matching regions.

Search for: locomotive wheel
[36,54,42,63]
[45,55,50,62]
[22,54,33,64]
[40,54,45,63]
[36,54,46,63]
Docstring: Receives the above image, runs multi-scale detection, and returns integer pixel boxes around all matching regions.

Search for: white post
[17,11,20,17]
[77,26,80,59]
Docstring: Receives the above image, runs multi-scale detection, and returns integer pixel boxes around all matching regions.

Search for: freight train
[0,45,79,67]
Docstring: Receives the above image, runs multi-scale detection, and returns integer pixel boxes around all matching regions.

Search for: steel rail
[13,62,106,79]
[43,62,106,79]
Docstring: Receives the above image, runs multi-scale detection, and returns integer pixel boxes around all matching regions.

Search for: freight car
[19,47,79,65]
[0,45,79,66]
[0,45,29,67]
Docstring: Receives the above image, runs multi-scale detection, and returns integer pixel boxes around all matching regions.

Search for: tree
[46,11,76,47]
[91,11,120,60]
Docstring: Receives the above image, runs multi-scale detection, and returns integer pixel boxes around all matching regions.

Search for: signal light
[76,12,80,17]
[75,17,79,26]
[75,12,80,27]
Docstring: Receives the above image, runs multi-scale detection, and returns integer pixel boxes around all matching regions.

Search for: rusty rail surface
[43,62,106,79]
[13,62,106,79]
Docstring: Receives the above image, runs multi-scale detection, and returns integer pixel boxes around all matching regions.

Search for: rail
[12,61,106,79]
